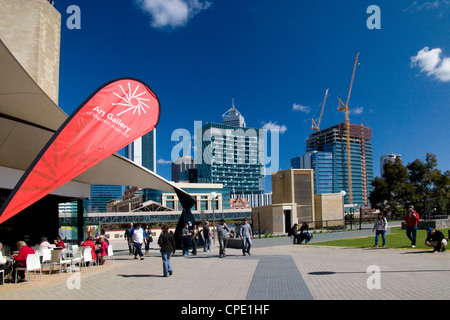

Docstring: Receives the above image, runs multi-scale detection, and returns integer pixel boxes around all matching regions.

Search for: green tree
[369,157,413,217]
[370,153,449,218]
[407,153,449,216]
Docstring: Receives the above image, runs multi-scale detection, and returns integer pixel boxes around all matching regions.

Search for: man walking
[158,225,176,277]
[405,205,420,248]
[217,219,229,258]
[240,218,253,256]
[203,221,213,252]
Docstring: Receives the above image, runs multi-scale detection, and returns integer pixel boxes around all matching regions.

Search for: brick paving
[1,229,449,301]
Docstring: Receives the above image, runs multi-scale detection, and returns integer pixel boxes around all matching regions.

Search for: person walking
[240,218,253,256]
[190,225,199,256]
[158,225,176,277]
[405,205,420,248]
[131,223,145,260]
[124,223,134,255]
[425,227,447,253]
[144,225,153,255]
[203,221,213,252]
[372,212,388,247]
[217,219,229,258]
[181,224,192,256]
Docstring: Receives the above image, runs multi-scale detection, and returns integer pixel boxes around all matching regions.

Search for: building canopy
[0,39,195,211]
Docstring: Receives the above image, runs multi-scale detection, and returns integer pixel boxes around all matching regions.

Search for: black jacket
[158,231,176,253]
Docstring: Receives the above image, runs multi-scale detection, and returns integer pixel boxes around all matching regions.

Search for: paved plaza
[1,228,449,302]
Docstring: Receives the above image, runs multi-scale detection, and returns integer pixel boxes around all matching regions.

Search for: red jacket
[14,246,35,266]
[405,211,420,227]
[81,240,97,260]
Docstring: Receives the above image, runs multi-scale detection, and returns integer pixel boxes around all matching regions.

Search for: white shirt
[132,228,144,244]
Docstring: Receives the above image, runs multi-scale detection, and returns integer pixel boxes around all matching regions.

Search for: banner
[0,78,160,224]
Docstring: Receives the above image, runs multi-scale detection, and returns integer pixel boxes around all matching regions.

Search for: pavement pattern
[1,227,449,301]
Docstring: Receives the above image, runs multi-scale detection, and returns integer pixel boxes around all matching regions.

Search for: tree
[369,157,413,217]
[407,153,449,216]
[370,153,449,218]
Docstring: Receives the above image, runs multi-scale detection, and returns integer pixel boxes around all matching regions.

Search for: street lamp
[340,190,346,230]
[210,192,217,244]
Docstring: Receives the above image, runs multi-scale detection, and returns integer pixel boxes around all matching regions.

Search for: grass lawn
[310,227,449,250]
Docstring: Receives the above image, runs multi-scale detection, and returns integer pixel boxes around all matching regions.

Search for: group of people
[370,205,447,253]
[0,233,113,284]
[182,218,253,258]
[125,218,254,277]
[289,222,313,245]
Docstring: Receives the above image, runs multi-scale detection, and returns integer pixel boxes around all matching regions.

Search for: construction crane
[311,89,329,131]
[338,52,360,205]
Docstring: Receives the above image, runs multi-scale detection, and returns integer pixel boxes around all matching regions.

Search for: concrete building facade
[0,0,61,104]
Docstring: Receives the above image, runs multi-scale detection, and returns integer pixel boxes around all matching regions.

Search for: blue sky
[54,0,450,190]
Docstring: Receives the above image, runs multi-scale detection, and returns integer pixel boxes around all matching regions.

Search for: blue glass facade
[197,123,265,195]
[84,185,123,213]
[305,123,374,206]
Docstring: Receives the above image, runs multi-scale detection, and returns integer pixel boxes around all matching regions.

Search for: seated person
[53,236,66,250]
[11,241,35,282]
[96,236,109,265]
[38,237,55,249]
[81,236,97,262]
[289,224,301,244]
[0,242,13,283]
[425,227,447,253]
[299,222,312,244]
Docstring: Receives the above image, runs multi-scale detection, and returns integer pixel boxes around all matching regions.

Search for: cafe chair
[49,249,72,275]
[81,246,94,272]
[41,248,52,270]
[70,247,83,271]
[15,253,42,284]
[107,244,114,262]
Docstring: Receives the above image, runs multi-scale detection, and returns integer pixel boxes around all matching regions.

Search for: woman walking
[372,212,388,247]
[158,225,176,277]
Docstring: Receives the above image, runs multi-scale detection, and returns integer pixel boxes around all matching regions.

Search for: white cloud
[261,121,287,134]
[157,158,172,164]
[136,0,211,28]
[349,107,364,115]
[411,47,450,82]
[405,0,450,12]
[292,103,310,114]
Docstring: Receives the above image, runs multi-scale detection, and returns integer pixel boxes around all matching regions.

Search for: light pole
[340,190,346,230]
[210,192,217,244]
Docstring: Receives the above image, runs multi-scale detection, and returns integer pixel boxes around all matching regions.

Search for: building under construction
[306,123,373,207]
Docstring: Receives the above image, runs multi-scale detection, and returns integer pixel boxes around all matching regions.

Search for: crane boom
[312,89,329,131]
[338,52,360,205]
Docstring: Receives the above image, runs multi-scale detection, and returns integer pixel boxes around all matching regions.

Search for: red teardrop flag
[0,78,160,224]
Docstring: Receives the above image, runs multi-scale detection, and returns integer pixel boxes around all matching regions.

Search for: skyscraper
[291,151,333,194]
[197,103,264,196]
[125,130,156,172]
[306,123,374,207]
[380,153,401,177]
[222,99,246,128]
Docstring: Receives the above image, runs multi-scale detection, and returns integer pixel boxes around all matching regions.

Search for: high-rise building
[172,155,196,182]
[380,153,401,177]
[125,130,156,172]
[84,185,123,213]
[306,123,374,207]
[291,151,333,194]
[196,104,264,197]
[222,99,246,128]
